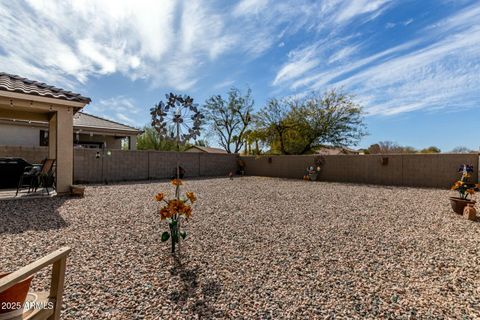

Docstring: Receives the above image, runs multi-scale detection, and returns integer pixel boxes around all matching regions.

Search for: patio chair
[0,247,71,320]
[16,159,55,196]
[37,159,56,195]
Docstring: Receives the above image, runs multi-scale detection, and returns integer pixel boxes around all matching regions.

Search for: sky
[1,0,480,151]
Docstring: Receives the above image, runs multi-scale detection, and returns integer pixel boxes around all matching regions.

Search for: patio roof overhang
[0,77,90,194]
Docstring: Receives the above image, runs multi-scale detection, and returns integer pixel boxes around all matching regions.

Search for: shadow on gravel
[0,197,69,234]
[169,256,222,317]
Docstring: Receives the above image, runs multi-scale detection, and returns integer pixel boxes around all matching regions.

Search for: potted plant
[0,273,34,317]
[450,164,479,214]
[306,166,320,181]
[304,156,324,181]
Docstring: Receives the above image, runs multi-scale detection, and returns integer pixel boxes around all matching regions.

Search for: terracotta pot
[449,197,476,215]
[463,204,477,221]
[0,273,34,315]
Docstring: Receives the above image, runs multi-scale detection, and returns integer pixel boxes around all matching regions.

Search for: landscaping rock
[1,177,480,319]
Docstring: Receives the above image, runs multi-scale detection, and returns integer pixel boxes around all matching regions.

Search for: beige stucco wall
[75,133,123,149]
[0,123,40,147]
[240,154,479,188]
[0,145,48,163]
[55,108,74,193]
[0,123,128,149]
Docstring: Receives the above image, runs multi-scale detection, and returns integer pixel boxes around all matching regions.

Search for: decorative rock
[463,204,477,221]
[1,177,480,319]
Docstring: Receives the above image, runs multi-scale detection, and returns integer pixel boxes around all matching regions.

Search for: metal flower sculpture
[150,93,203,143]
[150,93,203,254]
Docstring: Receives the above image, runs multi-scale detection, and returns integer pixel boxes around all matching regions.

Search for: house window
[39,130,49,146]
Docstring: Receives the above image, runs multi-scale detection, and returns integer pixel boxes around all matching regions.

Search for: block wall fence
[0,146,238,183]
[73,149,239,183]
[1,145,478,188]
[240,154,479,188]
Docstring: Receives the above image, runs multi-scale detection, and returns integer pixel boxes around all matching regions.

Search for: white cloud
[273,1,480,117]
[429,2,480,32]
[86,96,141,126]
[290,40,418,90]
[273,45,321,85]
[3,0,477,121]
[385,22,396,29]
[0,0,394,93]
[0,0,240,91]
[335,0,390,23]
[328,45,359,63]
[213,80,235,90]
[333,25,480,116]
[233,0,270,16]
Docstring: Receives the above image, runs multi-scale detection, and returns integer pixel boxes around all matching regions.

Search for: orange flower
[181,204,192,219]
[451,181,463,190]
[466,189,475,195]
[155,192,165,202]
[171,179,183,186]
[159,207,174,220]
[186,192,197,203]
[167,199,188,213]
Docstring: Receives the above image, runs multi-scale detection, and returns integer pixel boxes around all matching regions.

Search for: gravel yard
[1,176,480,319]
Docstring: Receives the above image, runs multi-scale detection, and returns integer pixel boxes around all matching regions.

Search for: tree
[137,126,190,151]
[401,146,417,154]
[376,141,401,153]
[290,89,367,154]
[203,87,253,153]
[255,98,296,154]
[367,143,381,154]
[451,146,473,153]
[420,146,441,153]
[368,141,417,154]
[243,128,267,155]
[255,89,367,155]
[194,139,209,147]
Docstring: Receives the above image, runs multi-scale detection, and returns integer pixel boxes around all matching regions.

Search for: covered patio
[0,73,90,195]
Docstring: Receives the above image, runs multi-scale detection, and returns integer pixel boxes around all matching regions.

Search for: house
[185,146,228,154]
[314,146,360,155]
[0,72,91,193]
[0,111,141,150]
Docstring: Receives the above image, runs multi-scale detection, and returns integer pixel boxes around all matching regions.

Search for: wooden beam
[48,257,67,320]
[0,247,71,293]
[0,109,50,121]
[0,91,87,108]
[0,97,64,113]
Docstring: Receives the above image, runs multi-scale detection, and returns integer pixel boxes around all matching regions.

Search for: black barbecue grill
[0,157,33,189]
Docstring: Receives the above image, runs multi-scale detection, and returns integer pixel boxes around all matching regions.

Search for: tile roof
[0,112,140,135]
[187,146,228,154]
[314,147,360,155]
[0,72,91,104]
[73,112,141,133]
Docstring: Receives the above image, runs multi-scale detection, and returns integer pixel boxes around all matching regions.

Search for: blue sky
[1,0,480,151]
